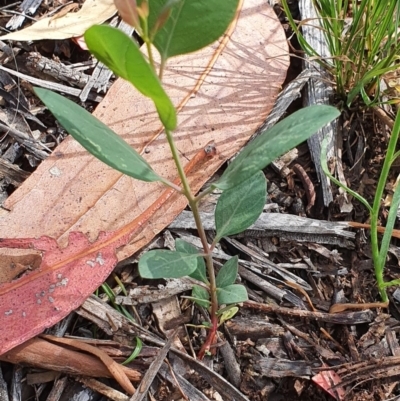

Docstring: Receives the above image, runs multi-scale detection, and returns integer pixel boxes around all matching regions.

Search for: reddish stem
[197,314,218,359]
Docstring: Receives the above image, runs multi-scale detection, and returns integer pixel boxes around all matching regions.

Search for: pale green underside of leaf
[84,25,176,130]
[215,105,340,190]
[215,170,266,240]
[217,284,248,305]
[139,249,198,278]
[192,285,210,308]
[216,256,239,288]
[175,239,207,283]
[148,0,240,59]
[34,88,161,182]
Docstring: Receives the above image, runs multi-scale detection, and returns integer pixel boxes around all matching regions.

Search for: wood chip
[129,330,177,401]
[78,377,129,401]
[253,355,313,378]
[244,300,374,325]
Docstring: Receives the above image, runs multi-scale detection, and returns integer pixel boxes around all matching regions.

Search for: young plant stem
[141,16,155,70]
[190,199,219,359]
[145,40,155,69]
[164,128,219,357]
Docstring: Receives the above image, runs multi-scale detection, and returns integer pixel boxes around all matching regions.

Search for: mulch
[0,1,400,400]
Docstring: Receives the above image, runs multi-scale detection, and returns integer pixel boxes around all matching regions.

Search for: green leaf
[217,284,248,305]
[218,305,238,324]
[148,0,239,59]
[216,256,238,288]
[175,239,208,283]
[139,250,198,278]
[215,171,266,240]
[214,106,340,190]
[84,25,176,130]
[34,88,161,182]
[191,285,210,308]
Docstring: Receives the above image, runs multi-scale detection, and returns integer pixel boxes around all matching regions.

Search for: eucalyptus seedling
[35,0,339,357]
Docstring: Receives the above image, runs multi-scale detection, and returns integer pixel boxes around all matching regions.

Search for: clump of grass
[321,108,400,303]
[283,0,400,107]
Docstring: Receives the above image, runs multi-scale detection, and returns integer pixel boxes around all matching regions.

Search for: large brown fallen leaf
[0,0,117,41]
[0,0,289,355]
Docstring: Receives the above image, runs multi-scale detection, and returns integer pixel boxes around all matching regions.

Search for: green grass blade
[122,337,143,365]
[378,176,400,274]
[320,137,372,213]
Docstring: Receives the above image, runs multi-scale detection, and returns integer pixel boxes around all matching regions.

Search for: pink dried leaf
[312,369,345,400]
[0,228,130,355]
[0,144,213,355]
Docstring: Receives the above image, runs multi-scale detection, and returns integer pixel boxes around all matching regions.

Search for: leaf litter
[0,0,399,400]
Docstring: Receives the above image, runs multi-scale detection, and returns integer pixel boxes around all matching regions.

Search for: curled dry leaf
[0,337,141,382]
[42,335,135,395]
[0,0,117,41]
[0,0,289,354]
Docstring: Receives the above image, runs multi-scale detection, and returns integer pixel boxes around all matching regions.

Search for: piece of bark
[225,317,285,341]
[129,331,176,401]
[0,121,49,160]
[151,296,186,351]
[10,364,23,401]
[173,350,250,401]
[336,355,400,387]
[42,335,135,395]
[219,341,241,388]
[0,158,30,186]
[115,279,192,306]
[298,0,337,207]
[77,377,129,401]
[226,237,312,291]
[25,52,92,89]
[386,330,400,356]
[6,0,43,30]
[170,211,355,248]
[26,371,59,385]
[46,376,68,401]
[0,365,9,401]
[253,355,313,378]
[0,65,104,102]
[158,363,211,401]
[238,266,307,308]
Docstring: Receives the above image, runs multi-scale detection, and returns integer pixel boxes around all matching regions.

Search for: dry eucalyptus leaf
[0,0,117,41]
